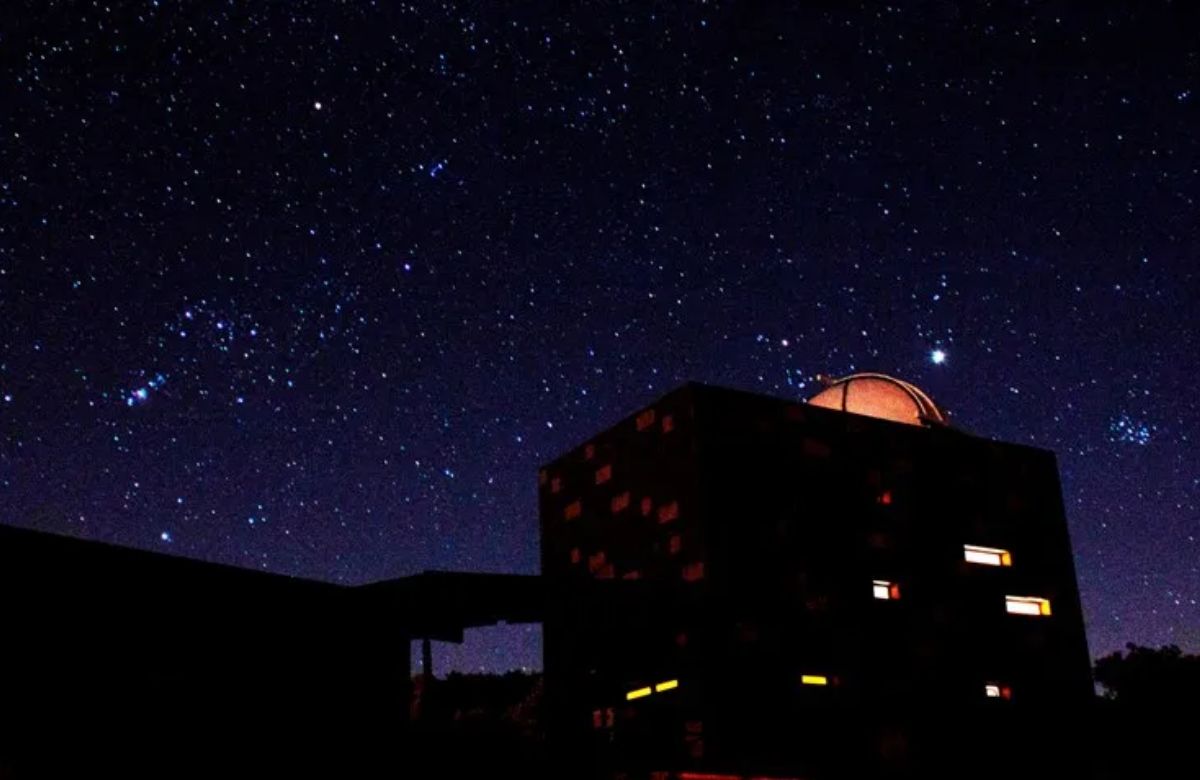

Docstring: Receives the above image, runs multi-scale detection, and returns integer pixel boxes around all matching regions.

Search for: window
[662,414,675,433]
[611,491,631,513]
[564,501,582,520]
[985,683,1012,700]
[636,409,657,431]
[682,561,705,582]
[800,674,829,686]
[964,544,1013,567]
[595,464,612,484]
[658,500,680,524]
[1005,595,1051,616]
[550,476,562,494]
[873,579,901,600]
[668,534,682,555]
[641,496,653,516]
[626,686,653,701]
[584,443,595,460]
[654,679,679,693]
[569,547,581,564]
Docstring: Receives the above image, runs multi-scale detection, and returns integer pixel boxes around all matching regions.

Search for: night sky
[2,2,1197,673]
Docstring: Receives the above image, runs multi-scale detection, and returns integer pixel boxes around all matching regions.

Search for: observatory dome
[807,373,946,427]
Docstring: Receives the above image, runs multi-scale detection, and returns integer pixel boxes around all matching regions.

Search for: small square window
[873,579,900,600]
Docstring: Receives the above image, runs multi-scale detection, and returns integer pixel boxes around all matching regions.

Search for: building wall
[539,383,1092,779]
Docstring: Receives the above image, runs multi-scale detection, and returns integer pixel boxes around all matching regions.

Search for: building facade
[540,379,1092,779]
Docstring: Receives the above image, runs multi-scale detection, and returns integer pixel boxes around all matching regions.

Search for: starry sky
[2,1,1197,673]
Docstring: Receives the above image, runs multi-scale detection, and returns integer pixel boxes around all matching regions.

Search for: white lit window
[1005,595,1051,616]
[964,544,1012,567]
[872,579,901,600]
[985,683,1012,699]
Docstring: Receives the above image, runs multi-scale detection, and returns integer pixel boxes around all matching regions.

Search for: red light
[595,464,612,484]
[878,490,893,505]
[564,501,581,520]
[889,583,901,600]
[592,709,603,729]
[668,534,681,555]
[658,501,679,524]
[596,563,614,579]
[636,409,657,431]
[587,551,606,573]
[662,414,675,433]
[1001,686,1013,700]
[611,491,631,513]
[584,443,595,460]
[641,497,653,516]
[550,476,562,494]
[622,570,642,580]
[682,561,705,582]
[569,547,580,564]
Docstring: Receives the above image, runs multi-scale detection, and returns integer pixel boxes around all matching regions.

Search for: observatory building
[539,377,1091,779]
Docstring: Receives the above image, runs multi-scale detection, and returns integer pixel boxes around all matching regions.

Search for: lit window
[626,686,653,701]
[801,674,829,686]
[622,570,642,580]
[595,464,612,484]
[873,579,900,600]
[985,683,1013,700]
[584,443,595,460]
[611,491,631,513]
[636,409,657,431]
[668,534,682,555]
[964,544,1013,567]
[682,561,705,582]
[587,551,606,573]
[569,547,581,564]
[662,414,675,433]
[564,501,581,520]
[877,490,893,506]
[1005,595,1051,616]
[658,500,679,524]
[640,496,653,516]
[654,679,679,693]
[550,476,562,494]
[592,709,603,729]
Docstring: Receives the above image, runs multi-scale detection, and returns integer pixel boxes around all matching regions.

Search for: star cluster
[1,2,1197,671]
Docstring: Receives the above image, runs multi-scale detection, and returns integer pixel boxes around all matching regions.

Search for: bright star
[930,349,947,365]
[313,100,323,111]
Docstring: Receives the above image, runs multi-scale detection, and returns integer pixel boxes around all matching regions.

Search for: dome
[807,373,947,427]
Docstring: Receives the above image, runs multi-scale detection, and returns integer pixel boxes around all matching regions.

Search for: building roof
[807,372,947,427]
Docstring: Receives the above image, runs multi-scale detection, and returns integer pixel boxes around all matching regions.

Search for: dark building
[539,378,1092,779]
[2,376,1092,778]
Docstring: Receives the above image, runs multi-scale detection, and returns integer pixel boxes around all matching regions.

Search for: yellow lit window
[626,686,652,701]
[801,674,828,686]
[964,544,1013,567]
[1005,595,1051,616]
[872,579,900,600]
[654,679,679,693]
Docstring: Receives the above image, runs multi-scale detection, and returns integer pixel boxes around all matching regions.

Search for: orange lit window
[595,464,612,484]
[873,579,901,600]
[662,414,675,433]
[1005,595,1051,616]
[800,674,829,686]
[985,683,1013,700]
[641,496,653,516]
[636,409,657,431]
[569,547,581,565]
[611,491,631,513]
[564,501,581,520]
[964,544,1013,567]
[668,534,682,555]
[584,443,595,460]
[658,501,679,524]
[682,561,705,582]
[550,476,562,494]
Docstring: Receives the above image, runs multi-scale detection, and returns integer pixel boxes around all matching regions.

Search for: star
[930,349,947,365]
